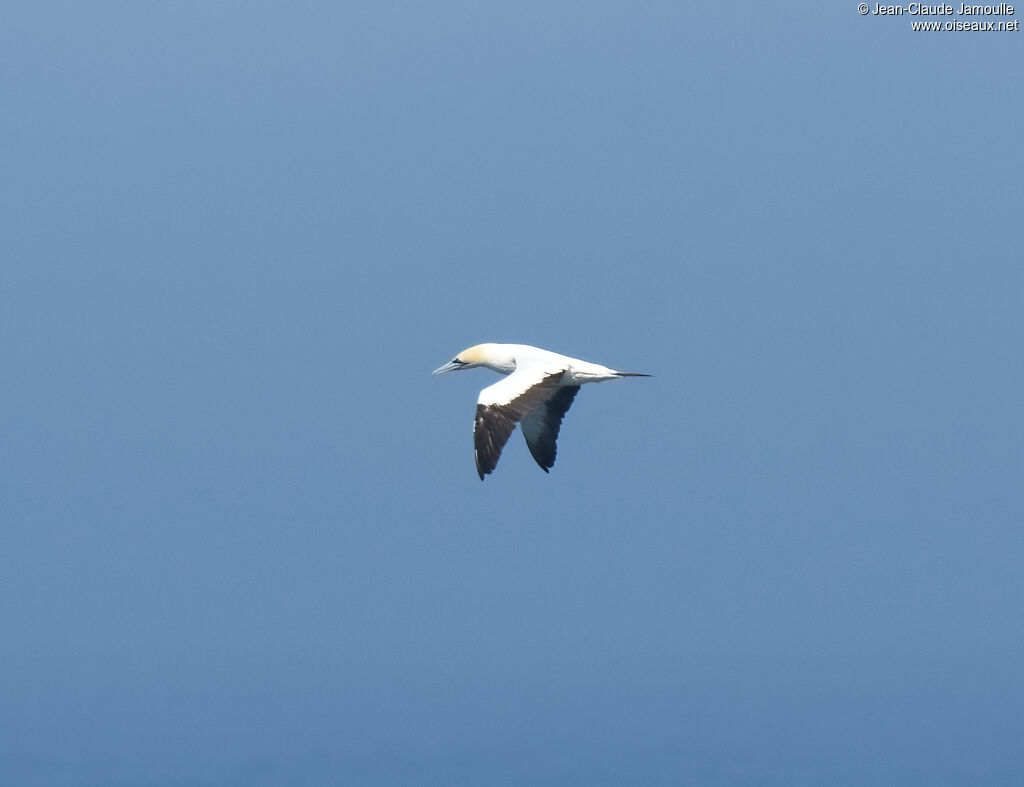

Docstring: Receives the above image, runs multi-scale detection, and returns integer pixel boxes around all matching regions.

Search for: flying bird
[433,343,649,479]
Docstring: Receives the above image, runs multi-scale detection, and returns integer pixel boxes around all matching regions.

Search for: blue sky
[2,3,1022,785]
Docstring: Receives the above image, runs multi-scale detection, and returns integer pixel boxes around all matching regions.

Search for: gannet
[433,343,650,479]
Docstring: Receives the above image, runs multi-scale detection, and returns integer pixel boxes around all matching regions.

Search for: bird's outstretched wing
[474,368,566,479]
[520,385,579,473]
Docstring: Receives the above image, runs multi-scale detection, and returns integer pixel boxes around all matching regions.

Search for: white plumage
[433,343,649,479]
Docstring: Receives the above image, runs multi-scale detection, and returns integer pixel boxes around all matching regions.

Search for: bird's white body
[433,343,648,479]
[459,343,621,382]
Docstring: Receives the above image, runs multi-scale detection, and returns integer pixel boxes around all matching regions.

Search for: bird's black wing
[520,385,580,473]
[474,370,565,480]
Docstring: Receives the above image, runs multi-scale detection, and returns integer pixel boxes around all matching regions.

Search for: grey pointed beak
[432,360,466,376]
